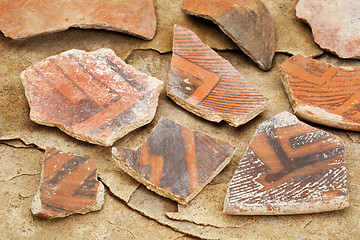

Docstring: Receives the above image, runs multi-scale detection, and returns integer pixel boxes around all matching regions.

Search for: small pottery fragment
[112,118,236,204]
[167,25,268,127]
[224,111,349,215]
[280,54,360,131]
[21,49,163,146]
[31,147,105,219]
[296,0,360,59]
[0,0,157,40]
[182,0,276,70]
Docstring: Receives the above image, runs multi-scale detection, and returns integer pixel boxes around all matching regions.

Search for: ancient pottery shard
[112,118,236,204]
[296,0,360,59]
[280,54,360,131]
[167,25,268,127]
[21,49,163,146]
[225,111,349,215]
[182,0,275,70]
[0,0,156,40]
[31,147,105,219]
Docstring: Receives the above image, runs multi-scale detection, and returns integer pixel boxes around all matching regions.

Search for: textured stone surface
[280,54,360,131]
[0,0,156,40]
[112,118,236,204]
[31,147,105,219]
[21,48,163,146]
[167,25,268,127]
[225,111,349,215]
[296,0,360,59]
[182,0,275,70]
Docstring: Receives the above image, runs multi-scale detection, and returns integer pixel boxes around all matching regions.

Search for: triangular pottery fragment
[296,0,360,59]
[31,147,105,219]
[224,111,349,215]
[112,118,236,204]
[21,48,163,146]
[0,0,157,40]
[182,0,276,70]
[167,25,268,127]
[280,54,360,131]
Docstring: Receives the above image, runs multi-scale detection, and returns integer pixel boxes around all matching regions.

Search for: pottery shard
[0,0,156,40]
[280,54,360,131]
[224,111,349,215]
[112,118,236,204]
[167,25,268,127]
[182,0,275,70]
[31,147,105,219]
[21,49,163,146]
[296,0,360,59]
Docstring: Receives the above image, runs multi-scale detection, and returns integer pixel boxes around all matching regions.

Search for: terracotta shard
[0,0,156,40]
[296,0,360,59]
[31,147,105,219]
[182,0,275,70]
[21,48,163,146]
[280,54,360,131]
[225,111,349,215]
[167,25,268,127]
[112,118,236,204]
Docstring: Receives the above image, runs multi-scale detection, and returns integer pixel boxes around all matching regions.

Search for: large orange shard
[167,25,268,127]
[0,0,157,40]
[280,54,360,131]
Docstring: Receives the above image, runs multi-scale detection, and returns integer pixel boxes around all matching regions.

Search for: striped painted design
[31,147,103,219]
[280,54,360,131]
[113,118,236,204]
[22,49,163,146]
[225,111,349,215]
[167,25,268,127]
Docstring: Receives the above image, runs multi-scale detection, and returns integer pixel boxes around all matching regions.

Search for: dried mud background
[0,0,359,239]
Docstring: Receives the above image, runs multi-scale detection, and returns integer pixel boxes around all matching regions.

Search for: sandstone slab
[31,147,105,219]
[0,0,156,40]
[296,0,360,59]
[112,118,236,204]
[182,0,275,70]
[280,54,360,131]
[21,48,163,146]
[225,111,349,215]
[167,25,268,127]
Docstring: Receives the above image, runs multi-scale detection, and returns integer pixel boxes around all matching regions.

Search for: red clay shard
[296,0,360,59]
[21,49,163,146]
[225,111,349,215]
[112,118,236,204]
[280,54,360,131]
[182,0,276,70]
[0,0,156,40]
[167,25,268,127]
[31,147,105,219]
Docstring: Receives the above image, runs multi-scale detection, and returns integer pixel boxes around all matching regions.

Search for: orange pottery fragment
[112,118,236,204]
[0,0,156,40]
[224,111,349,215]
[31,147,105,219]
[182,0,276,70]
[167,25,268,127]
[21,49,163,146]
[280,54,360,131]
[296,0,360,59]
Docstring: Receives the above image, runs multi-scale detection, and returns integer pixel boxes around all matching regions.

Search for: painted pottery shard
[280,54,360,131]
[21,49,163,146]
[112,118,236,204]
[0,0,156,40]
[167,25,268,127]
[225,111,349,215]
[296,0,360,59]
[31,147,105,219]
[182,0,275,70]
